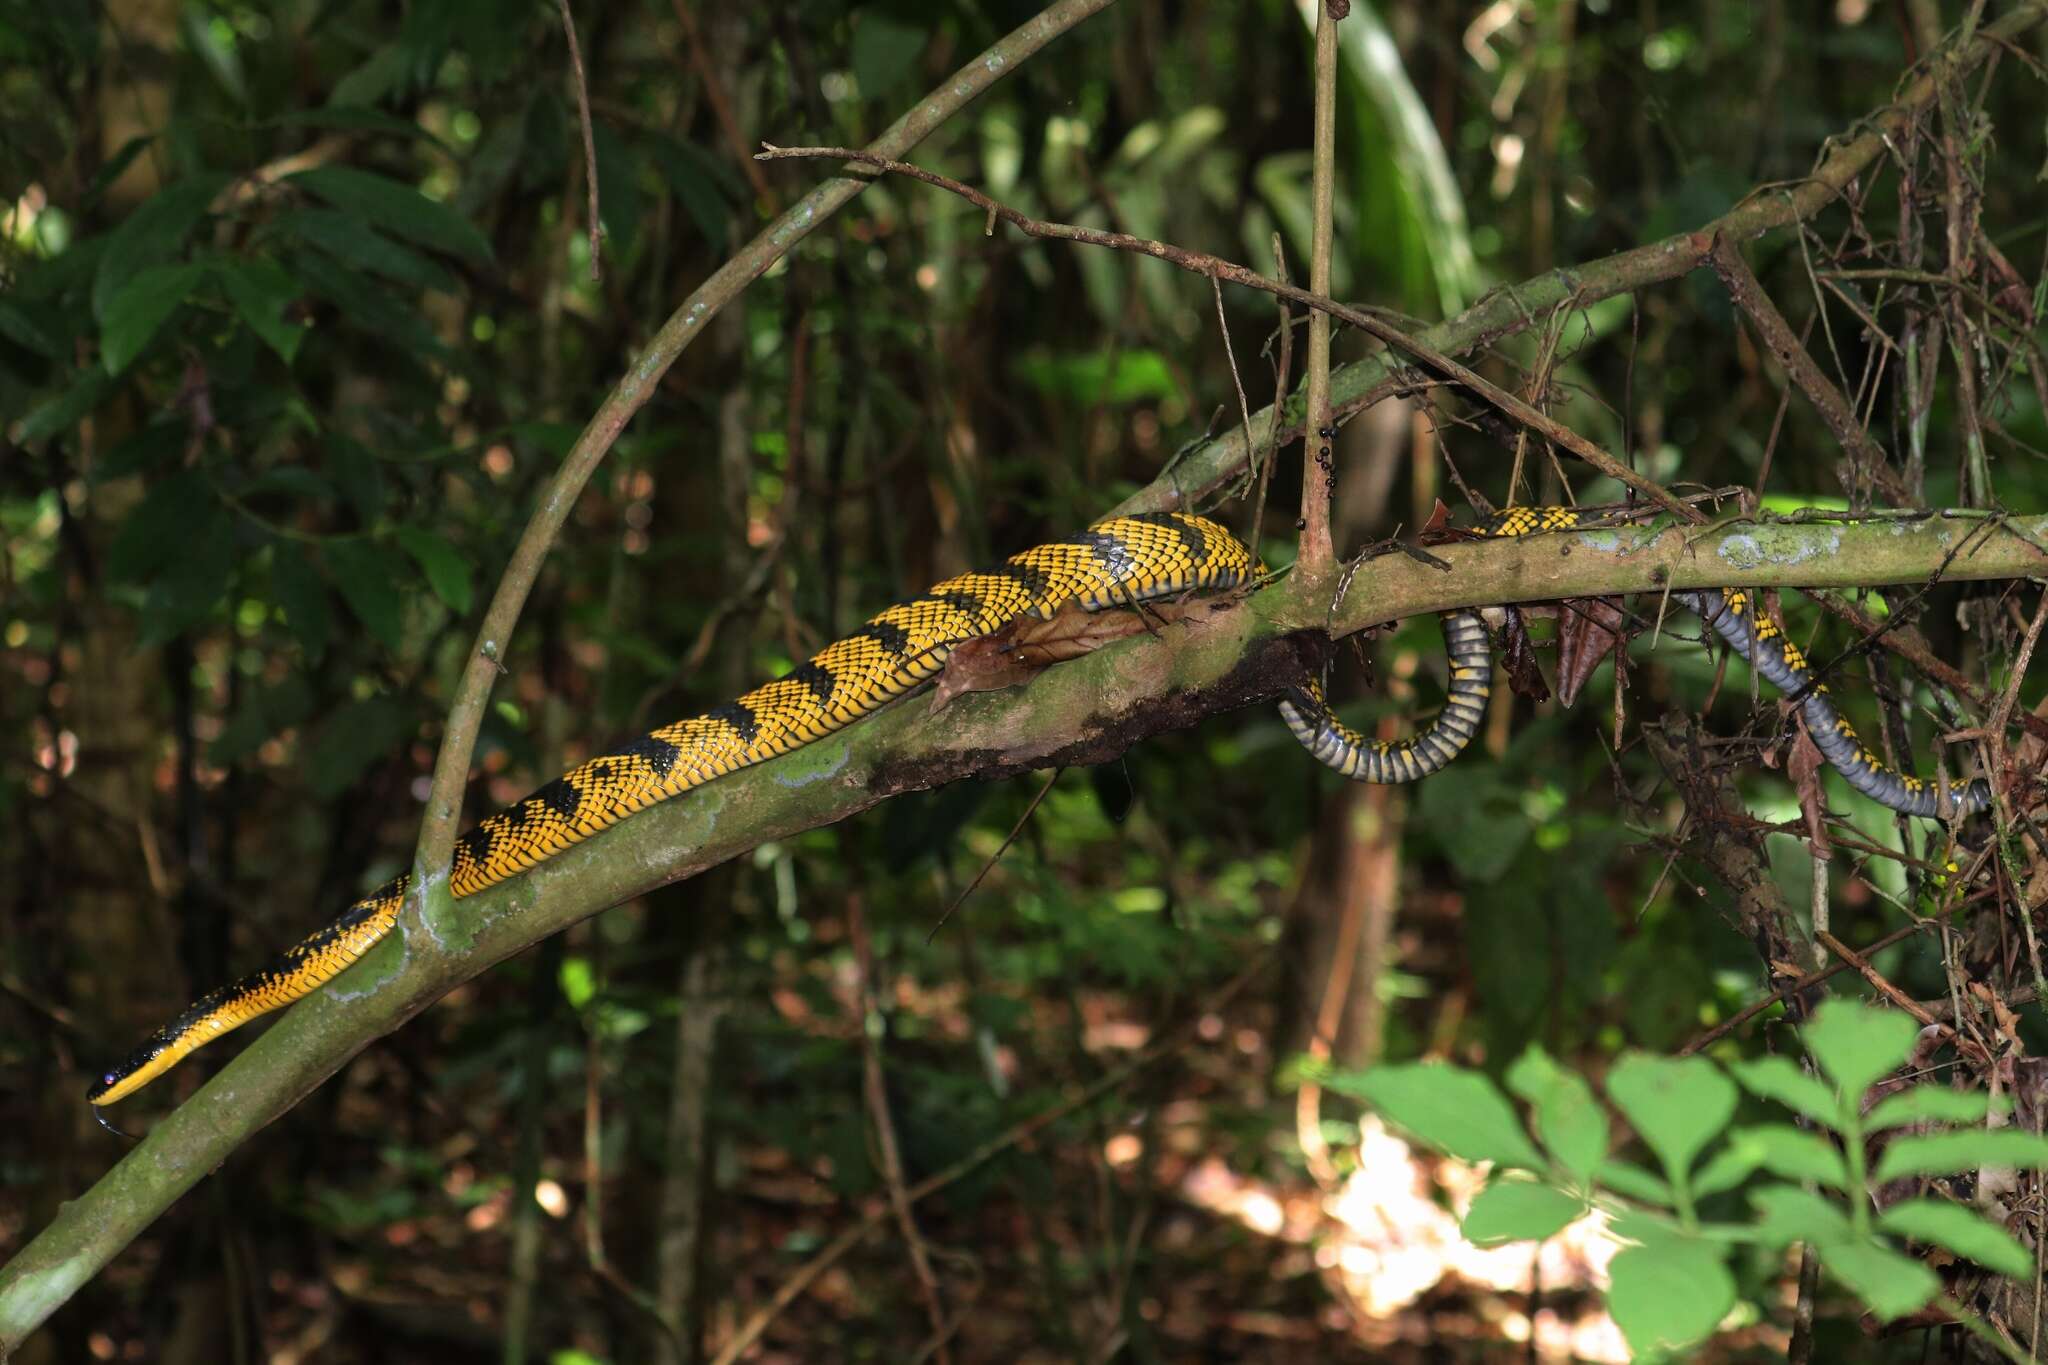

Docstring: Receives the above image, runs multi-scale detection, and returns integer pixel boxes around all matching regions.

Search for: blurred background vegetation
[3,0,2046,1360]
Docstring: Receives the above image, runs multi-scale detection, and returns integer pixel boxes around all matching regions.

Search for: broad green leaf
[286,246,451,361]
[1803,1000,1918,1102]
[109,472,214,583]
[100,263,205,373]
[1879,1198,2034,1278]
[1749,1183,1854,1248]
[590,122,643,257]
[306,695,413,798]
[243,467,336,501]
[180,3,247,103]
[273,105,449,149]
[216,258,306,363]
[17,367,116,443]
[1012,350,1180,406]
[1724,1124,1849,1189]
[1296,0,1476,317]
[1729,1055,1838,1129]
[1417,768,1527,882]
[1607,1239,1734,1357]
[1594,1159,1674,1207]
[559,955,597,1009]
[648,134,739,255]
[326,436,385,528]
[1335,1064,1546,1170]
[271,208,458,292]
[1822,1238,1939,1321]
[1461,1177,1583,1246]
[1864,1086,1996,1132]
[850,10,926,96]
[323,539,405,652]
[1607,1052,1735,1185]
[1691,1142,1766,1199]
[0,299,62,357]
[1507,1047,1606,1187]
[136,512,236,646]
[270,544,331,660]
[289,166,492,264]
[84,135,155,208]
[330,46,409,109]
[95,422,186,481]
[92,173,231,317]
[1874,1128,2048,1181]
[395,526,474,614]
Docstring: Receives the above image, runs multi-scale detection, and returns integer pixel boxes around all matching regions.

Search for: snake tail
[1479,509,1988,818]
[89,513,1258,1107]
[1685,588,1991,818]
[1277,610,1493,782]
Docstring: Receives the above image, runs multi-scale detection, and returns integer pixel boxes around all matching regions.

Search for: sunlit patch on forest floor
[1176,1117,1796,1362]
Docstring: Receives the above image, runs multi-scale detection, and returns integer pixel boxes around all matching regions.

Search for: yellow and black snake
[89,507,1988,1110]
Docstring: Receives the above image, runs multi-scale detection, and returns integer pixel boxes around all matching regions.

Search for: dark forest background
[4,1,2048,1361]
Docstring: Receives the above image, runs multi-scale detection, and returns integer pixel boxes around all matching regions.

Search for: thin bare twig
[1710,234,1909,505]
[1815,930,1942,1026]
[1679,922,1933,1056]
[1211,273,1259,506]
[1248,233,1294,564]
[928,769,1060,941]
[1298,0,1343,580]
[848,893,952,1362]
[556,0,604,281]
[755,143,1700,525]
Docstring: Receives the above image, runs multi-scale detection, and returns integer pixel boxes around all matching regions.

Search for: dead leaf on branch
[1788,719,1832,854]
[927,599,1207,713]
[1497,608,1551,705]
[1555,597,1628,708]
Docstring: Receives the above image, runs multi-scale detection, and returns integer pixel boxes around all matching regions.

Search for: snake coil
[89,507,1987,1109]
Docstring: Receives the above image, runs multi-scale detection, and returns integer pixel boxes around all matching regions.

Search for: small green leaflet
[1461,1177,1583,1246]
[1334,1064,1546,1171]
[288,166,492,265]
[101,263,206,374]
[216,259,307,363]
[323,539,406,651]
[1607,1052,1736,1185]
[1607,1239,1734,1357]
[395,527,475,614]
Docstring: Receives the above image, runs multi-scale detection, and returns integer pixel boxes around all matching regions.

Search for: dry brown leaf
[927,600,1205,713]
[928,634,1041,712]
[1788,722,1831,852]
[1497,608,1551,705]
[1414,498,1456,544]
[1554,597,1627,709]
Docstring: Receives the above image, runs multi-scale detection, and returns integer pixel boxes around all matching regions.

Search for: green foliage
[1332,1002,2048,1358]
[6,0,2045,1357]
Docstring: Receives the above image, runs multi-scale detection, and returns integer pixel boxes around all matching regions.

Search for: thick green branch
[1315,513,2048,637]
[6,509,2041,1350]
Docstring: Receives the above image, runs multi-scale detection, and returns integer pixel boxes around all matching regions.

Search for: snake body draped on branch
[89,508,1989,1110]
